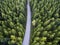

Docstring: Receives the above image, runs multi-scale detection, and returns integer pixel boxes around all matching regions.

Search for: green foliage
[0,0,27,45]
[30,0,60,45]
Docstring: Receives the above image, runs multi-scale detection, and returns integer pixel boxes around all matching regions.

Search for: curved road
[22,0,31,45]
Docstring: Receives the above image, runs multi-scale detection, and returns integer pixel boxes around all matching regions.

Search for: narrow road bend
[22,0,31,45]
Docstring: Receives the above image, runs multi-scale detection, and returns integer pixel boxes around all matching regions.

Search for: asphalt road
[22,0,31,45]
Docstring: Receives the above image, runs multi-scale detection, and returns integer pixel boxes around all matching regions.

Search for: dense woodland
[0,0,60,45]
[0,0,27,45]
[30,0,60,45]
